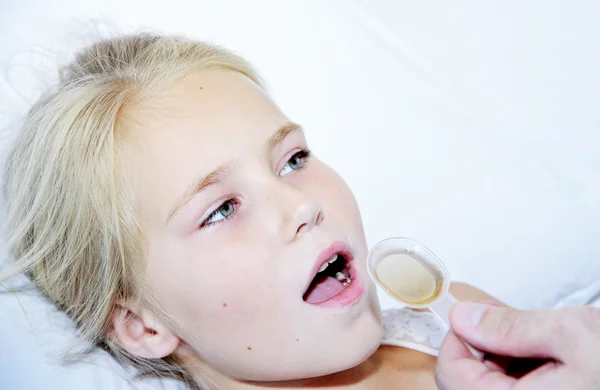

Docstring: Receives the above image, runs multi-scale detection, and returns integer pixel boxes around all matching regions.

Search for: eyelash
[199,198,240,228]
[282,148,311,174]
[199,148,312,229]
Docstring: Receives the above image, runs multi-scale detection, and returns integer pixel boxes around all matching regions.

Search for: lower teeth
[335,271,351,287]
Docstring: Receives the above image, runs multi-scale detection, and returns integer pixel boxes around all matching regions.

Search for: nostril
[292,202,322,240]
[315,211,324,225]
[296,222,307,236]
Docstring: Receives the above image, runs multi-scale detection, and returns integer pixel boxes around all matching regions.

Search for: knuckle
[574,306,600,358]
[553,306,599,361]
[556,306,593,337]
[592,367,600,389]
[434,362,453,390]
[555,310,579,339]
[577,306,600,331]
[434,366,446,390]
[493,308,521,344]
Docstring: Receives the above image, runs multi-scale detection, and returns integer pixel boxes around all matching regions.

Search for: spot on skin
[199,86,204,90]
[247,347,252,351]
[296,338,299,342]
[223,303,227,307]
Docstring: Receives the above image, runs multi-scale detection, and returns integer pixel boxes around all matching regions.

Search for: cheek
[145,237,284,337]
[310,162,369,268]
[312,162,364,227]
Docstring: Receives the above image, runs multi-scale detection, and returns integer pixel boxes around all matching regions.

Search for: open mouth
[303,253,353,304]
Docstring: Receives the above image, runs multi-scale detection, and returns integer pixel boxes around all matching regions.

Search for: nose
[291,199,322,240]
[279,187,323,243]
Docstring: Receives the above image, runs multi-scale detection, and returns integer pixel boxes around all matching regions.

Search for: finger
[479,297,511,372]
[484,355,512,373]
[506,358,555,378]
[449,303,572,360]
[436,330,517,390]
[438,329,473,361]
[502,360,573,390]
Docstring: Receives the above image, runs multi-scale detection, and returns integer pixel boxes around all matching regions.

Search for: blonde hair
[1,33,262,388]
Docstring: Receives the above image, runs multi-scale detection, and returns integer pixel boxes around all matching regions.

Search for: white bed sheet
[1,1,599,389]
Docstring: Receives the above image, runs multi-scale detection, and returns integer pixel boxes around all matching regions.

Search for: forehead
[129,69,286,147]
[123,69,289,227]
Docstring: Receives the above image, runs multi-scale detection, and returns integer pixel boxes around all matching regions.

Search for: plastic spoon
[367,237,483,359]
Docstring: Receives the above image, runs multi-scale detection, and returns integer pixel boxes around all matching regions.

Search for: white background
[1,1,599,389]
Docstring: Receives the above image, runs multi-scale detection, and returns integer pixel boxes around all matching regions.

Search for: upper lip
[303,241,354,295]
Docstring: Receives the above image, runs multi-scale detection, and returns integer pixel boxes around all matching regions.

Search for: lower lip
[310,261,365,308]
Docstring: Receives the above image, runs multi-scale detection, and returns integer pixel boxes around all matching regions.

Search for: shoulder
[372,345,438,390]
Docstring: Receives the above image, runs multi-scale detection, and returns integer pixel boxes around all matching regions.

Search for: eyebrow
[267,122,302,151]
[166,122,303,224]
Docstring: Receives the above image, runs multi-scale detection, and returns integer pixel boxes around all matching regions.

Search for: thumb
[449,302,568,360]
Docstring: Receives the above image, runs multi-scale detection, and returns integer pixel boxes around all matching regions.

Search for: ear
[110,302,180,359]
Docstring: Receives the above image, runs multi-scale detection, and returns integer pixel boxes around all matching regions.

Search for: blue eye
[201,199,237,227]
[280,148,311,176]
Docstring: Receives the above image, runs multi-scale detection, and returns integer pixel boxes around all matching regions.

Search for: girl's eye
[280,148,311,176]
[201,199,237,227]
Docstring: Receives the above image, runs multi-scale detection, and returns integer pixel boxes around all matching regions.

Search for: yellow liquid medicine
[375,253,442,305]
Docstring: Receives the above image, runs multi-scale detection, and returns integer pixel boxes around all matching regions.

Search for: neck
[181,348,383,390]
[241,358,381,390]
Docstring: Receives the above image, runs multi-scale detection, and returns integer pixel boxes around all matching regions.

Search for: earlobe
[110,304,179,359]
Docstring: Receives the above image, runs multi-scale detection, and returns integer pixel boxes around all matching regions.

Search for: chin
[279,310,384,383]
[287,339,382,382]
[322,302,384,378]
[318,330,383,380]
[351,284,384,360]
[349,326,382,367]
[242,325,384,384]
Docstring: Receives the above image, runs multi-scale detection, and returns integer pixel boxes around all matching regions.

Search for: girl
[2,33,495,389]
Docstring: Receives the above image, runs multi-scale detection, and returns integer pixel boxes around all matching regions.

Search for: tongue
[304,276,346,304]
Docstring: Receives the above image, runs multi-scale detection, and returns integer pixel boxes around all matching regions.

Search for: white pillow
[0,260,185,390]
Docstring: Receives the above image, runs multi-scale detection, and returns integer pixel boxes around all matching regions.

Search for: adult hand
[435,302,600,390]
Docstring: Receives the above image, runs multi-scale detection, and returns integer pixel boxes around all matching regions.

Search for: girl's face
[126,70,382,382]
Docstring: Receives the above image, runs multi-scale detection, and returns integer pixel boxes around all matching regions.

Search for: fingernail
[453,302,488,327]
